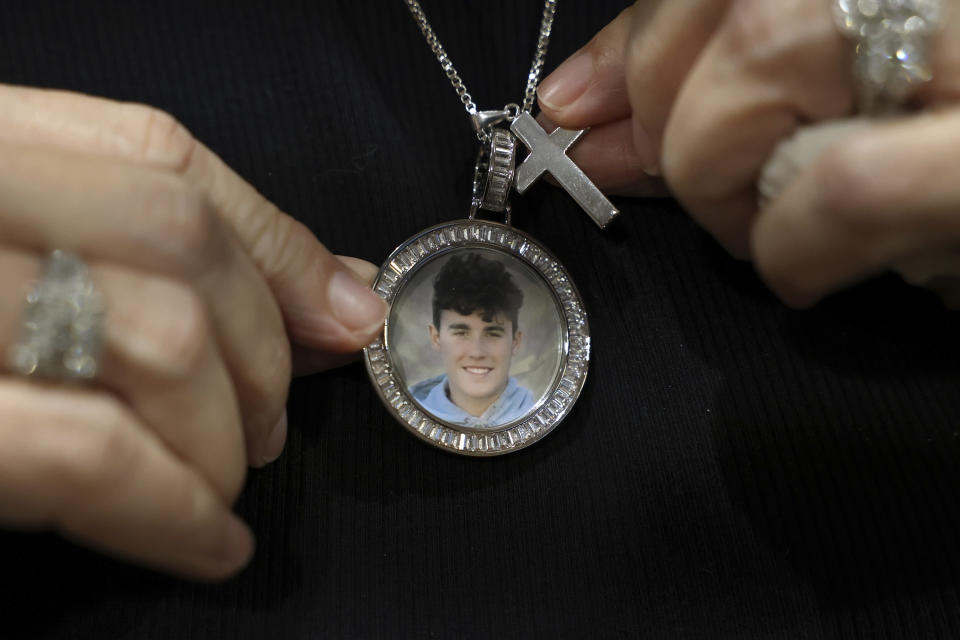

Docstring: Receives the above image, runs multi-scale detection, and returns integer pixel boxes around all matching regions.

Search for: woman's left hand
[538,0,960,306]
[0,85,387,467]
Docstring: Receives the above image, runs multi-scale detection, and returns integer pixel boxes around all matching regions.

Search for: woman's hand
[538,0,960,306]
[0,85,386,579]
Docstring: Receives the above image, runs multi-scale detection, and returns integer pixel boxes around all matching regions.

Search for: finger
[0,249,249,496]
[0,381,253,580]
[753,110,960,307]
[335,255,379,286]
[660,0,852,257]
[536,113,669,197]
[624,0,732,174]
[537,5,637,127]
[290,255,380,375]
[0,84,387,355]
[0,142,289,466]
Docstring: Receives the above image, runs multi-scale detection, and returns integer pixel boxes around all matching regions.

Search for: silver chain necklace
[403,0,617,228]
[362,2,600,456]
[404,0,557,120]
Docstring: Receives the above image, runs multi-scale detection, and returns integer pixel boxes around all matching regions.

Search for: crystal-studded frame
[364,220,589,456]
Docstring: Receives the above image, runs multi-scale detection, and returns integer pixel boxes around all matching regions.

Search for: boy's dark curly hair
[432,253,524,334]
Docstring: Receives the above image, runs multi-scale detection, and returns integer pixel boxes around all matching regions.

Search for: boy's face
[429,309,522,414]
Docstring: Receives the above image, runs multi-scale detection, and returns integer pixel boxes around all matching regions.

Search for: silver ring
[833,0,944,113]
[9,250,105,382]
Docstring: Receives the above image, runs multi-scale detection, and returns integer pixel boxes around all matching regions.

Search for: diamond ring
[8,250,106,382]
[833,0,944,113]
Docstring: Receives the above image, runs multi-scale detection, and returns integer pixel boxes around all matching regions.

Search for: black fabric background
[2,1,960,638]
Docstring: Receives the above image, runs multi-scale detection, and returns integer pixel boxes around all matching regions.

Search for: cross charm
[510,112,619,229]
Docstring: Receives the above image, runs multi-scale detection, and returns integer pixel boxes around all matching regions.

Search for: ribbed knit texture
[2,1,960,638]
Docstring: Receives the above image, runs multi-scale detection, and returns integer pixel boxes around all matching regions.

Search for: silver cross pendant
[510,112,619,229]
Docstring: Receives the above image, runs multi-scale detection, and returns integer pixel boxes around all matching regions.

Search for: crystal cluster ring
[833,0,945,113]
[9,250,106,382]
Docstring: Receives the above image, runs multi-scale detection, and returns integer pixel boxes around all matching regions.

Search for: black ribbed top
[2,1,960,638]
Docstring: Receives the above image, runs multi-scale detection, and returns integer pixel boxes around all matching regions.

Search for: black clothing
[3,2,960,638]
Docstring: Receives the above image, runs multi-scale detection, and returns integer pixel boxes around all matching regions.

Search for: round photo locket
[364,220,589,455]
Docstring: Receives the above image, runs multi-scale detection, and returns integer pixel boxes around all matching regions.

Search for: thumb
[536,4,664,197]
[179,142,387,357]
[234,204,387,354]
[537,5,637,127]
[289,255,383,376]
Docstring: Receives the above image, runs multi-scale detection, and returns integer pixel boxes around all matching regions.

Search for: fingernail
[632,117,659,176]
[538,51,594,112]
[220,514,254,568]
[328,270,386,334]
[261,410,287,465]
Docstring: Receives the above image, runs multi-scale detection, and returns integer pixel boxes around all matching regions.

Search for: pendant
[364,125,590,455]
[510,112,619,229]
[364,220,589,455]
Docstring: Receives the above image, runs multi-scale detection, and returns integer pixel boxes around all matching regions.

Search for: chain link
[522,0,556,114]
[403,0,557,118]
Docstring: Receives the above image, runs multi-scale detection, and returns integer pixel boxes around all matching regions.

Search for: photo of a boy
[408,253,535,428]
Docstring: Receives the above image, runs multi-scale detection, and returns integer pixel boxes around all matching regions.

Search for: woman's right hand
[538,0,960,307]
[0,85,387,580]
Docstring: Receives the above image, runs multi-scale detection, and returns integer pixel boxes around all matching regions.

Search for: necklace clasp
[469,109,512,136]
